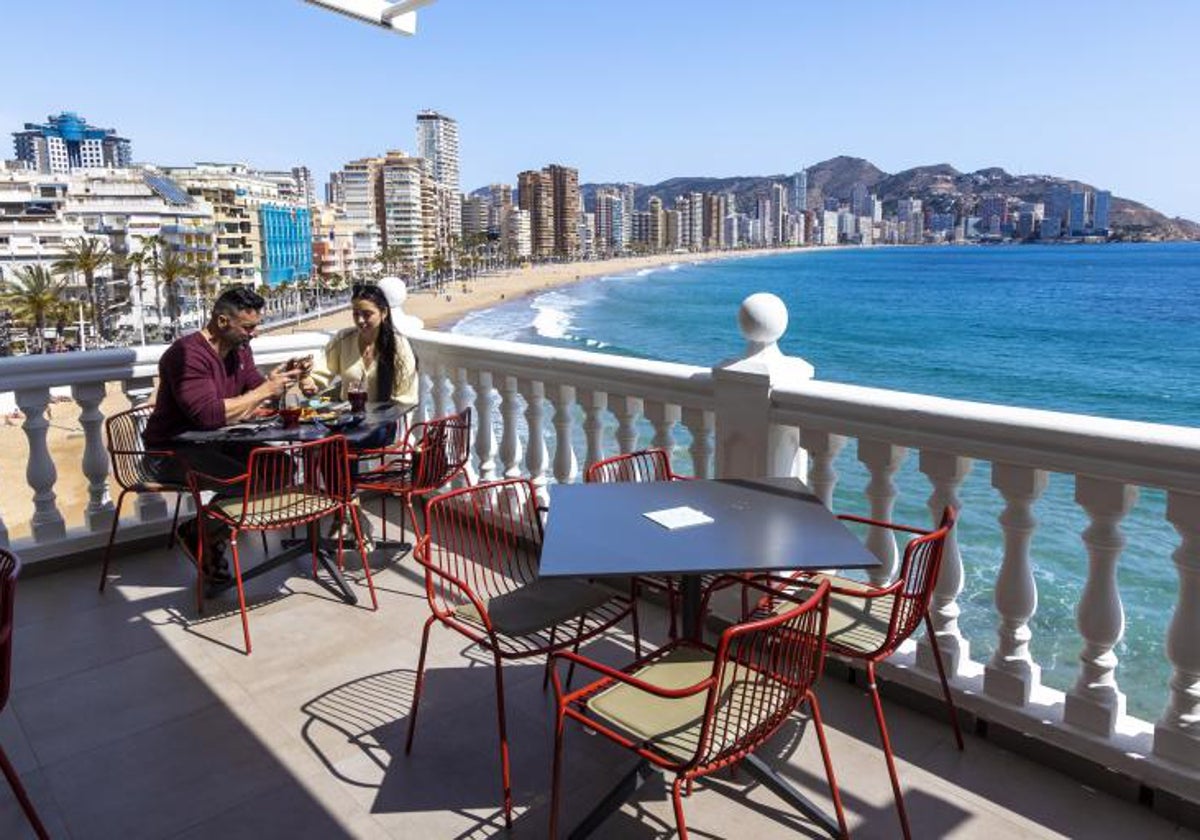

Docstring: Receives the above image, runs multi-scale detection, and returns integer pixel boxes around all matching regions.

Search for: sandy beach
[1,248,782,539]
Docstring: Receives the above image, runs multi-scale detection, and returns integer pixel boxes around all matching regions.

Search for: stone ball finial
[738,293,788,347]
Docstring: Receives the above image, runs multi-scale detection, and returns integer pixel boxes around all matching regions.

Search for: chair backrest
[107,404,172,490]
[407,406,471,493]
[233,435,353,527]
[692,576,831,768]
[0,549,20,714]
[585,448,675,484]
[418,478,542,616]
[889,506,957,646]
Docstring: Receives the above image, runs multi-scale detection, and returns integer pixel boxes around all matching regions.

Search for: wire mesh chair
[405,477,641,829]
[354,406,472,556]
[193,435,377,654]
[0,549,51,839]
[97,404,192,593]
[762,506,961,840]
[549,575,846,840]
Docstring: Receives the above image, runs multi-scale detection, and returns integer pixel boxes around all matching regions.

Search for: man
[144,286,301,586]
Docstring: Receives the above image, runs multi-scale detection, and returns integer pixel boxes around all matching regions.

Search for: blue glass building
[260,204,312,287]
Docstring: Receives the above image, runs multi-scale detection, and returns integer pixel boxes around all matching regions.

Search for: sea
[450,242,1200,721]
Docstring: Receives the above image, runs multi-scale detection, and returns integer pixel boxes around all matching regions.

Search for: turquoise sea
[451,243,1200,720]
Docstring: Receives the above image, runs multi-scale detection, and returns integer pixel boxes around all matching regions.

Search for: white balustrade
[549,383,578,486]
[518,379,548,498]
[15,386,65,543]
[72,382,114,532]
[985,463,1048,706]
[643,399,679,458]
[799,429,846,508]
[612,395,641,455]
[681,406,715,479]
[498,375,524,478]
[471,370,498,483]
[581,390,608,474]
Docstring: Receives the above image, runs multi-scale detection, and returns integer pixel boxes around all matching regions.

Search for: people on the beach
[143,286,301,585]
[306,277,418,410]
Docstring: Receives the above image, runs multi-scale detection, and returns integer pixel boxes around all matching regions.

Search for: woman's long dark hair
[352,284,404,401]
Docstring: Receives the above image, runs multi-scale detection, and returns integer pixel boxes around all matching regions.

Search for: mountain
[569,157,1197,241]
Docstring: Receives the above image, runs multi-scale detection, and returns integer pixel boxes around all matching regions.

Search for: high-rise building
[791,170,808,214]
[378,151,426,269]
[850,182,870,218]
[1093,190,1111,234]
[415,110,461,240]
[647,196,664,252]
[1069,191,1092,236]
[13,112,132,174]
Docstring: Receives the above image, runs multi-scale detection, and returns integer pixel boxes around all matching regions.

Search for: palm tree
[157,250,191,336]
[125,250,149,344]
[139,235,165,338]
[190,260,218,324]
[53,237,111,342]
[1,265,62,353]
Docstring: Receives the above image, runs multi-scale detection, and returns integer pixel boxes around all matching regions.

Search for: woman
[303,276,419,408]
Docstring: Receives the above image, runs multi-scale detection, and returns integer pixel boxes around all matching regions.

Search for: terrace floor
[1,506,1195,839]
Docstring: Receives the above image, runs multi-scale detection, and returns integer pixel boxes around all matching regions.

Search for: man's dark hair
[212,286,266,319]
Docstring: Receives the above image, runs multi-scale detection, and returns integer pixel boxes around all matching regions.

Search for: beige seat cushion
[454,578,619,637]
[587,646,778,764]
[211,490,338,523]
[802,573,894,655]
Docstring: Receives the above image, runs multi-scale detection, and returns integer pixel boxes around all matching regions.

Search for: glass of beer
[348,378,368,413]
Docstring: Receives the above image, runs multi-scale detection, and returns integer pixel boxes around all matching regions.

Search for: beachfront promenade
[0,293,1197,834]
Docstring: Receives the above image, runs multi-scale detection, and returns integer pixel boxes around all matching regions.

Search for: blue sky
[4,0,1197,218]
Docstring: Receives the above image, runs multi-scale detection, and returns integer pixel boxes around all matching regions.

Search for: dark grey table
[175,402,409,604]
[540,476,879,839]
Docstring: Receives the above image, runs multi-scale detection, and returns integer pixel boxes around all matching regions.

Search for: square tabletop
[539,477,879,579]
[174,402,410,447]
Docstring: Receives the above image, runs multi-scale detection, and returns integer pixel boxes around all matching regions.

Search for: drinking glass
[348,379,368,413]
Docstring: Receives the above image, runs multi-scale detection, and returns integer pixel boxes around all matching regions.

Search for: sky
[3,0,1198,218]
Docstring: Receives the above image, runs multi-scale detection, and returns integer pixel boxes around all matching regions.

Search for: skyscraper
[13,112,132,174]
[415,110,461,240]
[791,169,808,214]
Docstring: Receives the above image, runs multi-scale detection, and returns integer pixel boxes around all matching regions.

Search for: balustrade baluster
[643,400,679,459]
[72,382,114,531]
[471,370,498,483]
[452,368,476,484]
[431,361,452,418]
[1064,476,1136,736]
[550,384,578,485]
[1153,490,1200,768]
[416,369,432,424]
[799,429,846,508]
[122,379,169,522]
[985,463,1048,706]
[917,450,973,675]
[681,406,714,479]
[519,379,548,500]
[581,390,607,474]
[499,375,524,478]
[613,395,642,455]
[16,387,65,542]
[857,439,906,586]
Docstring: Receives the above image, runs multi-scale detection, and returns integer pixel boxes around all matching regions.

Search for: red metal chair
[405,477,641,829]
[765,506,962,840]
[192,435,377,654]
[354,406,472,555]
[98,404,191,592]
[549,575,846,840]
[0,550,51,840]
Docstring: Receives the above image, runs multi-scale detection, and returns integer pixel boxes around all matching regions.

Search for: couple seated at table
[142,279,419,585]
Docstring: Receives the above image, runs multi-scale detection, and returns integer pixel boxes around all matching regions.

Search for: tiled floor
[1,508,1195,839]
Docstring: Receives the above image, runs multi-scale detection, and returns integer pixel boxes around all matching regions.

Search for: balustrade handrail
[412,330,714,406]
[772,378,1200,494]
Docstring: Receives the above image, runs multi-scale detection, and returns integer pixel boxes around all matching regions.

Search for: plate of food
[321,413,364,430]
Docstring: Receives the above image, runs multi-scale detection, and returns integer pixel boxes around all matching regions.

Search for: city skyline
[2,1,1197,219]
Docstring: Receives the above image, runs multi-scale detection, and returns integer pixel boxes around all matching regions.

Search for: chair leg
[491,650,514,829]
[0,743,50,840]
[666,578,679,640]
[229,532,252,655]
[405,615,436,755]
[866,661,912,840]
[380,495,388,542]
[924,612,965,750]
[807,690,849,838]
[630,593,642,659]
[165,493,183,548]
[671,775,690,840]
[548,705,566,839]
[349,504,379,610]
[98,489,129,592]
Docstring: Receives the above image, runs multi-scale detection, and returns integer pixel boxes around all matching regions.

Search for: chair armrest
[789,569,903,600]
[413,541,497,632]
[837,512,928,536]
[550,648,715,703]
[186,469,247,493]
